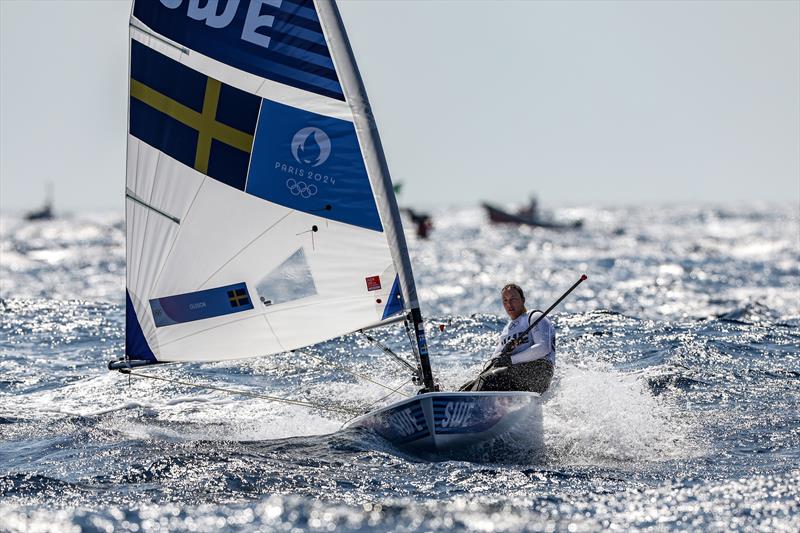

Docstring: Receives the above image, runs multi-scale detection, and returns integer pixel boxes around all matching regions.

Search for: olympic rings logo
[286,179,318,198]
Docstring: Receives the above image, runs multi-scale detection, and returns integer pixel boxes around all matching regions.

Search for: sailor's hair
[501,283,525,302]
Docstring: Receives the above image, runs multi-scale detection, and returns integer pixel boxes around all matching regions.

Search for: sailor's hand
[491,353,512,368]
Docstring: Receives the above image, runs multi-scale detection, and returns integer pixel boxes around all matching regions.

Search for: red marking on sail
[366,276,381,291]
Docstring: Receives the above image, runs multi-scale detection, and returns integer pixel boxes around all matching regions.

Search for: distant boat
[402,207,433,239]
[482,202,583,230]
[25,184,54,221]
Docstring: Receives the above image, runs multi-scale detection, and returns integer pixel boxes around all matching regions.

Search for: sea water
[1,204,798,531]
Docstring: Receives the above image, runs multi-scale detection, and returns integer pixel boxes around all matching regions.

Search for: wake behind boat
[110,0,546,461]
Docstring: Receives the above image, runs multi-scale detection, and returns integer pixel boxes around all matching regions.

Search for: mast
[315,0,436,391]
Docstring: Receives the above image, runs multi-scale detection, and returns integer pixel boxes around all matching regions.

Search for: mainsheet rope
[125,370,363,416]
[339,378,413,428]
[124,347,413,417]
[292,349,411,399]
[359,331,418,373]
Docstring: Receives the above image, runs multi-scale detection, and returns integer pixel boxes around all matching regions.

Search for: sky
[1,0,798,213]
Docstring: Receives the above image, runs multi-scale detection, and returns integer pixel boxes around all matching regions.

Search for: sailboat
[111,0,544,460]
[25,183,54,221]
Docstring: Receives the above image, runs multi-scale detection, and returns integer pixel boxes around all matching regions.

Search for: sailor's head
[501,283,526,320]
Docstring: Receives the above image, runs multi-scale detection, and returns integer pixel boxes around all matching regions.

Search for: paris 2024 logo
[276,127,335,198]
[291,127,331,167]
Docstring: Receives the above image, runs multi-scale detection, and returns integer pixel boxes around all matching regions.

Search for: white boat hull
[348,391,543,461]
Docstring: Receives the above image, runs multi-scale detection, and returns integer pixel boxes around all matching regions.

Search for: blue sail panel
[382,275,404,319]
[133,0,344,101]
[246,98,383,232]
[126,290,157,361]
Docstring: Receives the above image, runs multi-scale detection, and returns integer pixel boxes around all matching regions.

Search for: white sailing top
[491,311,556,365]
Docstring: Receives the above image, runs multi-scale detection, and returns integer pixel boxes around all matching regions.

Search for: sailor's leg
[510,360,554,393]
[458,378,479,391]
[470,367,512,391]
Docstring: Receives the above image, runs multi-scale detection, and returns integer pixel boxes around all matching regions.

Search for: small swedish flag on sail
[227,288,250,308]
[129,40,260,190]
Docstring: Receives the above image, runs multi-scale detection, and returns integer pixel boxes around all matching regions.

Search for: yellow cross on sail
[129,40,261,189]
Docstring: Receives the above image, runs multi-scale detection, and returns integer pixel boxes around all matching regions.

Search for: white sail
[125,0,415,364]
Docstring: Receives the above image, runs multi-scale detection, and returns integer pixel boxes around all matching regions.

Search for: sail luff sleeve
[313,0,419,312]
[314,0,436,390]
[124,4,158,364]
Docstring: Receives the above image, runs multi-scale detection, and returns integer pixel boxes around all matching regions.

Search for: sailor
[460,283,555,393]
[517,196,538,224]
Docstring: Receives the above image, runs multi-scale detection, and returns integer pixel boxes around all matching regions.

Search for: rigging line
[197,210,294,290]
[293,349,411,398]
[360,330,417,373]
[125,370,362,416]
[363,378,412,410]
[340,378,412,429]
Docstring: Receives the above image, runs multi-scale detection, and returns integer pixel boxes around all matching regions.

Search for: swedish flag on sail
[129,40,260,190]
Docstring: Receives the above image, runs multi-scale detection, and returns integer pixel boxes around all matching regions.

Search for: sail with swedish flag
[118,0,432,387]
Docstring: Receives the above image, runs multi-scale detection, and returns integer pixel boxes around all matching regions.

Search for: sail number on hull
[441,401,476,429]
[389,408,424,437]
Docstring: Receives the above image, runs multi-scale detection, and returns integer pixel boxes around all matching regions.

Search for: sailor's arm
[488,329,515,367]
[510,318,553,364]
[490,339,505,357]
[489,323,512,357]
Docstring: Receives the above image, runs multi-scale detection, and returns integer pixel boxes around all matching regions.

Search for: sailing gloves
[491,353,513,368]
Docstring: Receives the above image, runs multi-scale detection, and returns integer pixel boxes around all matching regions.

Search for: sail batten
[126,187,181,224]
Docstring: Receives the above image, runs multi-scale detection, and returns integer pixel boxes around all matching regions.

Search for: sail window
[255,248,317,306]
